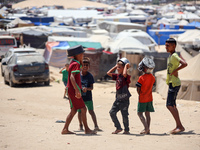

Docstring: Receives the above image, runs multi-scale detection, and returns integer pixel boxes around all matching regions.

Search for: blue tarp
[148,29,185,45]
[52,42,70,50]
[33,22,51,26]
[188,21,200,27]
[159,24,196,30]
[20,17,54,23]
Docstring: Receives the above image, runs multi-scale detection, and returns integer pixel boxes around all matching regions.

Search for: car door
[1,51,12,74]
[4,56,15,81]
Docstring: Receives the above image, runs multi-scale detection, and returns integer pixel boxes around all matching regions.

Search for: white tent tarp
[177,29,200,45]
[114,29,157,51]
[107,36,149,54]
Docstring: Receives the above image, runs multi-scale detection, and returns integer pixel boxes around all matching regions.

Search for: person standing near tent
[165,38,187,134]
[61,45,96,135]
[77,57,102,132]
[59,63,69,99]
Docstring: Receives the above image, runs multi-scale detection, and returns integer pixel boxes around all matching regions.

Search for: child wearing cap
[136,57,155,134]
[107,58,131,134]
[61,45,96,135]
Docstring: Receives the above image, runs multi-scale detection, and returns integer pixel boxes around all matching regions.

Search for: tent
[155,54,200,101]
[107,36,150,54]
[44,42,70,68]
[89,35,111,48]
[44,41,102,68]
[21,28,50,48]
[97,21,146,34]
[37,26,87,37]
[114,29,157,51]
[148,29,185,45]
[20,16,54,26]
[177,29,200,45]
[7,18,31,28]
[188,21,200,27]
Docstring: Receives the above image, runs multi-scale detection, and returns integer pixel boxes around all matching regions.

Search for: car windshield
[0,39,15,45]
[17,55,44,64]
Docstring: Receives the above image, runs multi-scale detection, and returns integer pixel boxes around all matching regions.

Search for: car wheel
[44,80,50,86]
[4,76,9,85]
[1,66,4,77]
[9,75,15,87]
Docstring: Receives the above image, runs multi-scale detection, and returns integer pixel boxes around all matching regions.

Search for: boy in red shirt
[61,45,96,135]
[136,57,155,134]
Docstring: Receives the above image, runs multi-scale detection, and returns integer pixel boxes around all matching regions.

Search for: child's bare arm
[123,63,130,78]
[171,59,187,77]
[59,67,65,74]
[136,86,141,95]
[107,65,117,77]
[70,72,81,99]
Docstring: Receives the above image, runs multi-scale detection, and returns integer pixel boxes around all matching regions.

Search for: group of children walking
[60,38,187,135]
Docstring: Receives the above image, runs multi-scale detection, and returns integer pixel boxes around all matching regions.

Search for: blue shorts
[63,81,67,86]
[166,83,180,106]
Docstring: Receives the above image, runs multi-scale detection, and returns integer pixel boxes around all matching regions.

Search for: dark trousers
[109,99,130,132]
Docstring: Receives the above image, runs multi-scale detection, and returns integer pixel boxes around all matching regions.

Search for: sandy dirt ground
[0,64,200,150]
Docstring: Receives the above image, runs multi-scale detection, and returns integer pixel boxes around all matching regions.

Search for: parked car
[0,36,17,61]
[1,47,36,76]
[3,53,50,87]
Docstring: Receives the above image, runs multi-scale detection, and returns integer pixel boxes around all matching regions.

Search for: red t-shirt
[136,73,155,103]
[67,59,85,109]
[67,59,82,91]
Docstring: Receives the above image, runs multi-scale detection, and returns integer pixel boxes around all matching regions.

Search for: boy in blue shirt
[78,57,102,131]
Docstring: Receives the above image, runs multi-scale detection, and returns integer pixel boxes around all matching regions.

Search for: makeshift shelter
[97,21,146,34]
[48,10,99,24]
[20,16,54,26]
[89,35,111,48]
[107,36,150,54]
[44,42,70,68]
[90,16,131,24]
[37,26,87,37]
[21,28,50,48]
[155,54,200,101]
[7,18,34,28]
[114,29,157,51]
[177,29,200,45]
[44,41,102,68]
[188,21,200,28]
[148,29,185,45]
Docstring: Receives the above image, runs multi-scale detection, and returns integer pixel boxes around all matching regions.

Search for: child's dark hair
[83,57,90,64]
[166,38,177,46]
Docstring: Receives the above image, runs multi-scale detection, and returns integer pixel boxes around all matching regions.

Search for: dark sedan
[3,53,50,87]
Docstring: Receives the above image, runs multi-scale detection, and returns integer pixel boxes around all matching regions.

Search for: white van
[0,36,17,61]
